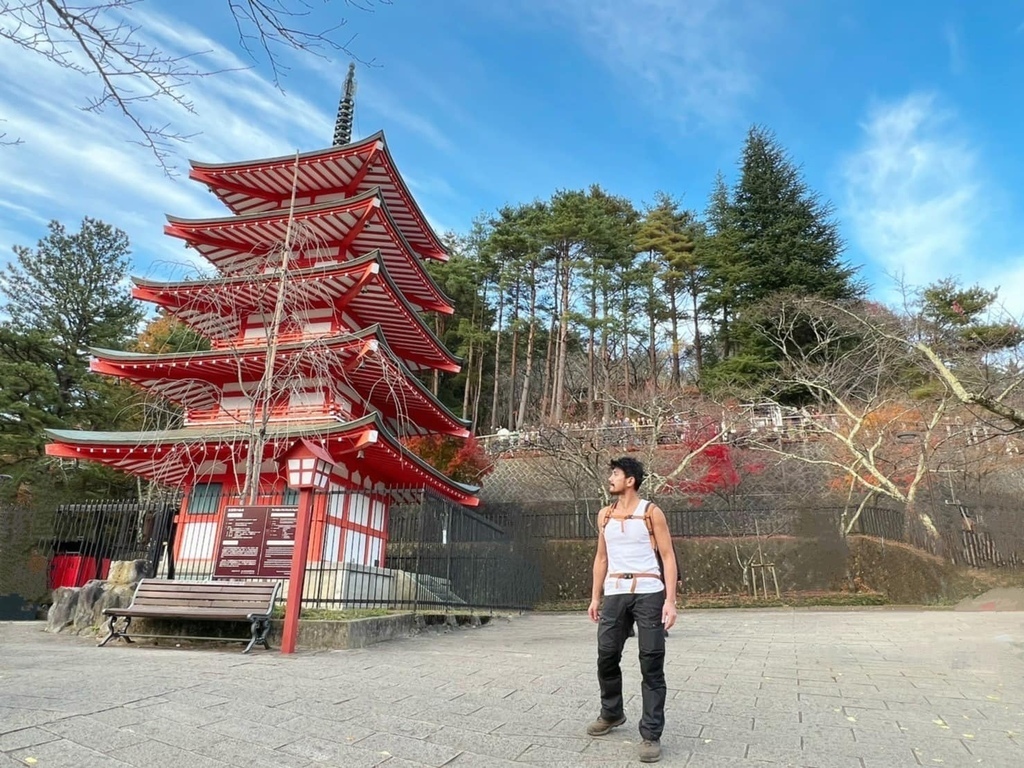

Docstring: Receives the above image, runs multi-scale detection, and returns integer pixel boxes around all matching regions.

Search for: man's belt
[607,572,662,593]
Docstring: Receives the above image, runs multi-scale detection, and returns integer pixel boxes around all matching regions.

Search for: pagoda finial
[333,62,357,146]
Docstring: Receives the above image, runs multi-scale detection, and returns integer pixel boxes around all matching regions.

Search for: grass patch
[680,591,888,609]
[271,607,397,621]
[534,591,889,612]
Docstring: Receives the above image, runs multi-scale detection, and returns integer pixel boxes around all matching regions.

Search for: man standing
[587,456,677,763]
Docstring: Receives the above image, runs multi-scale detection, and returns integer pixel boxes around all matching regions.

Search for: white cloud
[842,94,980,289]
[548,0,768,127]
[842,92,1024,312]
[0,6,346,281]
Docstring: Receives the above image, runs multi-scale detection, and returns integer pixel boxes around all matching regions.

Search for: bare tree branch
[0,0,389,172]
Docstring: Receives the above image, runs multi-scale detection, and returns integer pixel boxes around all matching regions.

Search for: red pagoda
[46,65,478,576]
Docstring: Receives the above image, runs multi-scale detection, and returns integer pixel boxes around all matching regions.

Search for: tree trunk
[461,343,473,421]
[540,312,555,423]
[690,281,703,377]
[553,253,571,425]
[507,280,521,429]
[587,279,597,424]
[516,270,538,430]
[472,340,485,432]
[647,254,658,390]
[669,280,681,387]
[601,285,611,423]
[489,290,504,431]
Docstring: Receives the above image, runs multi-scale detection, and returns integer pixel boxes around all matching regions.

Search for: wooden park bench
[98,579,282,654]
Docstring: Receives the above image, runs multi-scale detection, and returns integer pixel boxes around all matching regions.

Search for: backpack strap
[640,500,658,554]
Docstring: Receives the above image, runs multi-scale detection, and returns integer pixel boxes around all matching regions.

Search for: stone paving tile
[107,739,231,767]
[193,735,315,768]
[276,713,377,744]
[5,609,1024,767]
[276,735,384,766]
[0,726,59,752]
[350,732,461,767]
[39,715,150,752]
[11,738,135,767]
[426,724,533,761]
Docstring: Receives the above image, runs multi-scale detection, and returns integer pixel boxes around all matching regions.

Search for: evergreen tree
[635,193,702,383]
[732,126,860,303]
[1,218,144,422]
[702,127,864,389]
[0,218,143,496]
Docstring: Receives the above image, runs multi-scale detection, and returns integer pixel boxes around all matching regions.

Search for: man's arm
[649,505,678,629]
[588,507,610,622]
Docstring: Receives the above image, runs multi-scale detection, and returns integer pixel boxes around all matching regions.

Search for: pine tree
[1,218,144,422]
[702,127,864,389]
[732,126,861,303]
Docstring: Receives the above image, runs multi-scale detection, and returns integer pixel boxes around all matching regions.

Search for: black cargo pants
[597,589,667,740]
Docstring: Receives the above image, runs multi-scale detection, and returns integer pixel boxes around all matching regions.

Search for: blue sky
[1,0,1023,307]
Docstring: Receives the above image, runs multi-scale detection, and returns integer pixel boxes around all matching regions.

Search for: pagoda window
[221,394,255,415]
[288,390,325,417]
[187,482,222,515]
[300,307,333,336]
[343,528,367,565]
[243,315,269,341]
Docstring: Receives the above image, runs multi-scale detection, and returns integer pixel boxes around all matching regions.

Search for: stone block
[106,559,150,585]
[45,586,80,633]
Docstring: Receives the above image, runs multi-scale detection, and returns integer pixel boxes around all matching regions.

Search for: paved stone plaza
[2,609,1023,767]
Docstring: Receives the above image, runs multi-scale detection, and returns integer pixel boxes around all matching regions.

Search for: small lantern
[281,439,334,490]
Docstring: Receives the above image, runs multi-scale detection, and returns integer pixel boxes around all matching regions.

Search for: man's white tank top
[603,499,663,596]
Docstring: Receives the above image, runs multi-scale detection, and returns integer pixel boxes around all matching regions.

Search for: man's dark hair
[610,456,645,491]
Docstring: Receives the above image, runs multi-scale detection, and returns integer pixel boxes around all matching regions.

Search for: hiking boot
[639,739,661,762]
[585,714,626,736]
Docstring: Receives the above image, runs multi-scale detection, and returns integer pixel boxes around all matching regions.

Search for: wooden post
[280,487,314,654]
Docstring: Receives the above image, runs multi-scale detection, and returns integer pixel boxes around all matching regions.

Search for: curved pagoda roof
[45,413,479,506]
[90,324,470,439]
[132,251,460,374]
[164,188,453,315]
[188,131,447,262]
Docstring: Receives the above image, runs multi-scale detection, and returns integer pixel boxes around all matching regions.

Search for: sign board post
[280,488,316,654]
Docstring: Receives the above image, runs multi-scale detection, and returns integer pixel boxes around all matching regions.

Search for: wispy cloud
[0,6,344,280]
[842,94,979,291]
[842,92,1024,312]
[548,0,769,127]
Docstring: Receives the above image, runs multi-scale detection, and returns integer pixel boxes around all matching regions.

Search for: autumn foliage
[403,435,495,485]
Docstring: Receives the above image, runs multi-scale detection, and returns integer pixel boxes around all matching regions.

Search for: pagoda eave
[45,416,479,506]
[188,131,448,261]
[163,191,455,315]
[89,326,471,437]
[130,252,462,372]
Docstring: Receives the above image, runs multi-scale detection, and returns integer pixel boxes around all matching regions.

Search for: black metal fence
[479,503,907,541]
[46,500,177,590]
[164,488,542,612]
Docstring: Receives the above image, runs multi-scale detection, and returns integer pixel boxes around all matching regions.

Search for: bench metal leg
[98,616,134,647]
[244,618,271,654]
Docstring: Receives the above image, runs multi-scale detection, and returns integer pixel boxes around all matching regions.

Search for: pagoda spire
[333,62,357,146]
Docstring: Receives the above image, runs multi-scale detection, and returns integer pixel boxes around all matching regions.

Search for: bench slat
[130,601,274,610]
[107,607,269,619]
